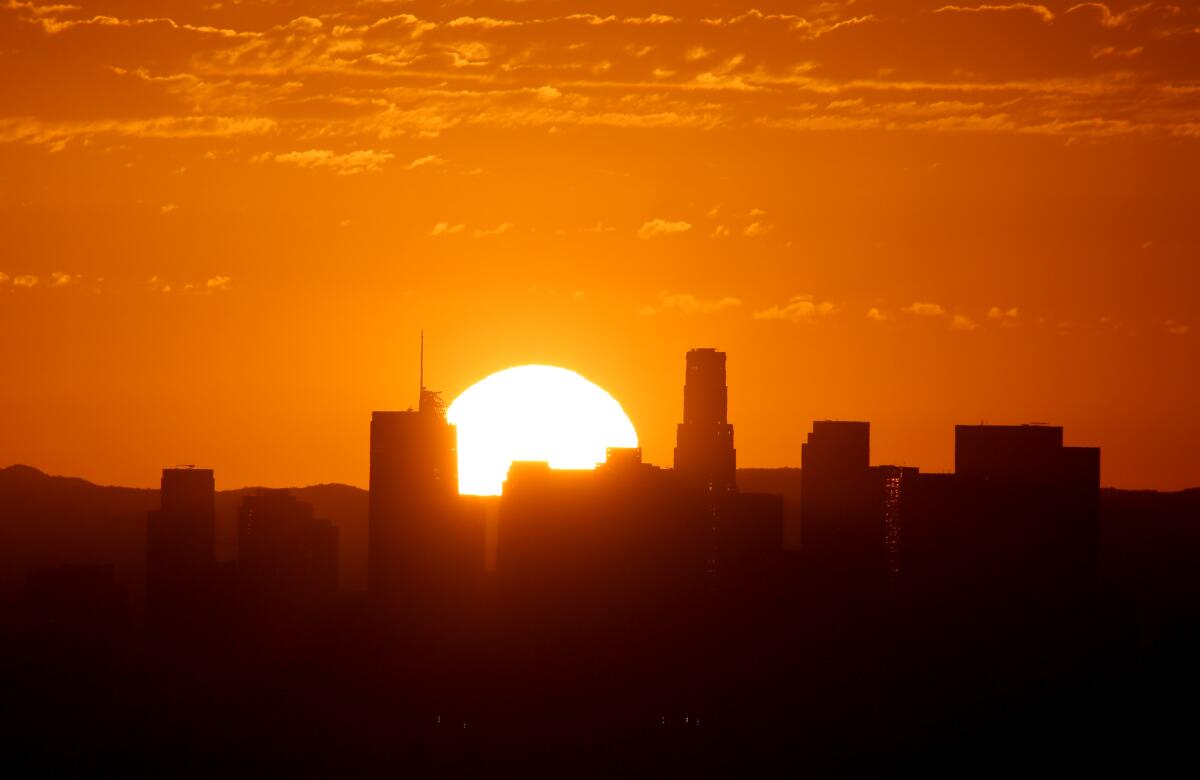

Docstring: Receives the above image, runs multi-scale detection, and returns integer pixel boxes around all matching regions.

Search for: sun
[446,365,638,496]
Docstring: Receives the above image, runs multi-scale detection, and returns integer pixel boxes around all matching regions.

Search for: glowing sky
[1,1,1197,490]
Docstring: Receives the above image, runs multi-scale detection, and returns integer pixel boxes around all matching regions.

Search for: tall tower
[368,336,472,608]
[673,348,736,493]
[147,467,216,631]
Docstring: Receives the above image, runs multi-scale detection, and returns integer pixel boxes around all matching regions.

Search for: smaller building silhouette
[238,489,338,615]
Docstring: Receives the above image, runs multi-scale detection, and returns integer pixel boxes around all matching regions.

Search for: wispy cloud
[429,222,465,236]
[256,149,394,175]
[932,4,1056,24]
[903,302,947,317]
[988,306,1020,326]
[406,154,445,170]
[754,295,837,323]
[638,219,692,239]
[471,222,514,237]
[641,291,742,316]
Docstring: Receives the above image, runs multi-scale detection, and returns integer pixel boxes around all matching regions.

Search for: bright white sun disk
[447,365,638,496]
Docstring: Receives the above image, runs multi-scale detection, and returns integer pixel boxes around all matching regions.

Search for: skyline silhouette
[7,344,1198,773]
[2,0,1198,773]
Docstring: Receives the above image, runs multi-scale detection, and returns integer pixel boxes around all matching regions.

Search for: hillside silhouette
[0,465,368,618]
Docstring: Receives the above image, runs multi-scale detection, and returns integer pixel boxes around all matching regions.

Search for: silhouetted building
[800,422,890,591]
[957,424,1100,602]
[499,450,709,604]
[147,466,215,632]
[238,489,338,614]
[716,491,785,582]
[902,424,1100,611]
[872,464,919,589]
[496,450,711,709]
[369,381,483,613]
[674,348,736,494]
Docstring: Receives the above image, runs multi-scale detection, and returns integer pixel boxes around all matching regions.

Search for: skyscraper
[368,403,459,606]
[146,467,216,631]
[674,348,736,494]
[800,422,889,594]
[368,341,482,611]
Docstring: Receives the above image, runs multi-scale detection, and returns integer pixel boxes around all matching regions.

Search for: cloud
[642,291,742,316]
[13,275,38,288]
[952,314,980,331]
[406,154,444,170]
[903,302,947,317]
[1165,320,1190,335]
[160,202,178,214]
[743,221,772,237]
[932,4,1056,24]
[0,0,1193,154]
[0,272,8,285]
[259,149,394,175]
[1065,2,1155,29]
[206,275,231,291]
[637,219,692,239]
[866,307,888,322]
[471,222,514,237]
[988,306,1020,326]
[753,295,837,322]
[445,17,520,31]
[49,271,80,287]
[429,222,465,236]
[711,224,731,238]
[0,116,276,151]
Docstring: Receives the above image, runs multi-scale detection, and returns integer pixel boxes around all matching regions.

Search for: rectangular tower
[952,424,1100,601]
[147,467,216,631]
[368,406,459,605]
[800,422,889,595]
[673,348,736,493]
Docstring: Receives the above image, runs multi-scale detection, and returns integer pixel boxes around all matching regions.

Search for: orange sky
[1,1,1197,490]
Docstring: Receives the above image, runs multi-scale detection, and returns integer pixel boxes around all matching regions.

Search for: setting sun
[447,365,638,496]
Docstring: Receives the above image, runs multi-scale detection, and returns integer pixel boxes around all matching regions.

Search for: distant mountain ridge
[0,465,368,612]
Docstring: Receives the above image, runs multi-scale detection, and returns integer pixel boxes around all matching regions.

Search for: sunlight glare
[447,365,638,496]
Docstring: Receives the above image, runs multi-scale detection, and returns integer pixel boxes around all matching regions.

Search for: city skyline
[1,346,1154,493]
[4,2,1198,772]
[4,343,1195,773]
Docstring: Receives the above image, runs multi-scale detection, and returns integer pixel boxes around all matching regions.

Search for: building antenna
[420,329,425,396]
